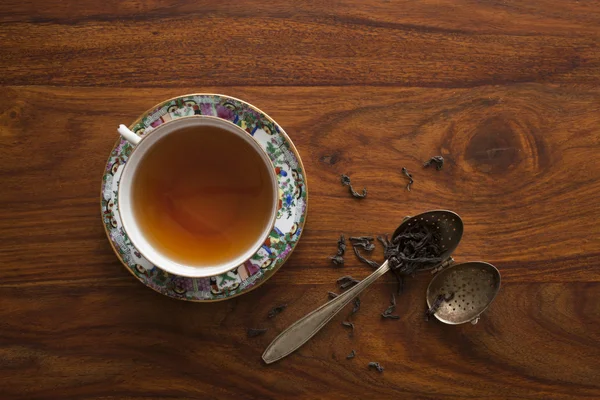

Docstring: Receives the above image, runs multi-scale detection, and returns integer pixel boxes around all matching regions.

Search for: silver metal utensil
[262,210,464,364]
[426,261,500,325]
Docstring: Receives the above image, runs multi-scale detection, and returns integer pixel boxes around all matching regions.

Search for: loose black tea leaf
[267,304,288,319]
[336,234,346,256]
[368,362,384,372]
[425,292,455,321]
[382,305,395,316]
[351,297,361,314]
[391,268,405,295]
[329,255,344,266]
[328,291,339,299]
[329,234,347,266]
[349,186,367,198]
[353,246,380,269]
[352,241,376,252]
[351,236,376,252]
[341,174,352,186]
[337,275,355,283]
[340,279,359,289]
[423,155,444,171]
[347,350,356,359]
[401,167,414,192]
[341,174,367,199]
[378,234,402,293]
[381,294,400,319]
[350,236,374,242]
[337,275,360,289]
[247,328,268,338]
[342,321,355,333]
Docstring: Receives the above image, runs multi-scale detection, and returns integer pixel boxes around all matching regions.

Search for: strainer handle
[262,260,391,364]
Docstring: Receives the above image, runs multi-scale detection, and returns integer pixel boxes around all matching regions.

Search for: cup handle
[118,124,142,146]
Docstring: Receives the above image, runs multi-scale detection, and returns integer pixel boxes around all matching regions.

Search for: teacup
[117,116,279,278]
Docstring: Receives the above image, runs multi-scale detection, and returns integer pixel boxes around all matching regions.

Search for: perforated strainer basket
[392,210,501,325]
[426,261,500,324]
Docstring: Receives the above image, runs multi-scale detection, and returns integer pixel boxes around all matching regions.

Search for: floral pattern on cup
[101,94,307,301]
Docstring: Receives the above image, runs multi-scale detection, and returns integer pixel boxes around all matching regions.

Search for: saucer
[101,94,308,301]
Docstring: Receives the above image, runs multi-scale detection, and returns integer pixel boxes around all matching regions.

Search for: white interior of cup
[118,116,279,278]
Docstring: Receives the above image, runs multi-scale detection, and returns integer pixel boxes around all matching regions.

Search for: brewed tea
[132,125,275,267]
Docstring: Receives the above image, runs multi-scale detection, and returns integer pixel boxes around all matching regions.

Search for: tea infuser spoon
[262,210,465,364]
[426,261,500,325]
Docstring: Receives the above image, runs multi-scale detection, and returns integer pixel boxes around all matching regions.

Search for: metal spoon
[262,210,463,364]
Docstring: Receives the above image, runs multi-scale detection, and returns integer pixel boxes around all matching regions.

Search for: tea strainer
[262,210,501,364]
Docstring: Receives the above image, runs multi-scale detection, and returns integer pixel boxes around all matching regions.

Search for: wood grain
[1,1,600,87]
[1,1,600,399]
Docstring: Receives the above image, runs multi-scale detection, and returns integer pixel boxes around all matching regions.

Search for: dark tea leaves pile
[378,222,444,294]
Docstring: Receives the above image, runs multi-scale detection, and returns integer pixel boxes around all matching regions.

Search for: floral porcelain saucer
[101,94,307,301]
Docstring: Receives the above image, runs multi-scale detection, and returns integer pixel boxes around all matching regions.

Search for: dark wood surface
[1,1,599,399]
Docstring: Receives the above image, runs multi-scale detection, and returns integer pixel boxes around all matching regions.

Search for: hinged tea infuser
[394,210,501,325]
[263,210,501,364]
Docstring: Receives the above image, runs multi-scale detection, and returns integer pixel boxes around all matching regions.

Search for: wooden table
[1,1,599,399]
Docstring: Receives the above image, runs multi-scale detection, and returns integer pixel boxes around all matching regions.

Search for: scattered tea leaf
[381,294,400,319]
[368,362,384,372]
[351,297,361,314]
[340,174,352,186]
[329,234,347,266]
[342,321,355,335]
[329,255,344,266]
[337,275,360,289]
[390,262,405,294]
[353,246,380,269]
[328,291,339,299]
[336,234,346,255]
[267,304,288,319]
[382,305,395,315]
[340,280,359,289]
[401,167,414,192]
[350,236,374,242]
[341,174,367,199]
[349,186,367,198]
[347,350,356,359]
[425,292,455,321]
[352,241,376,251]
[423,155,444,170]
[247,328,267,338]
